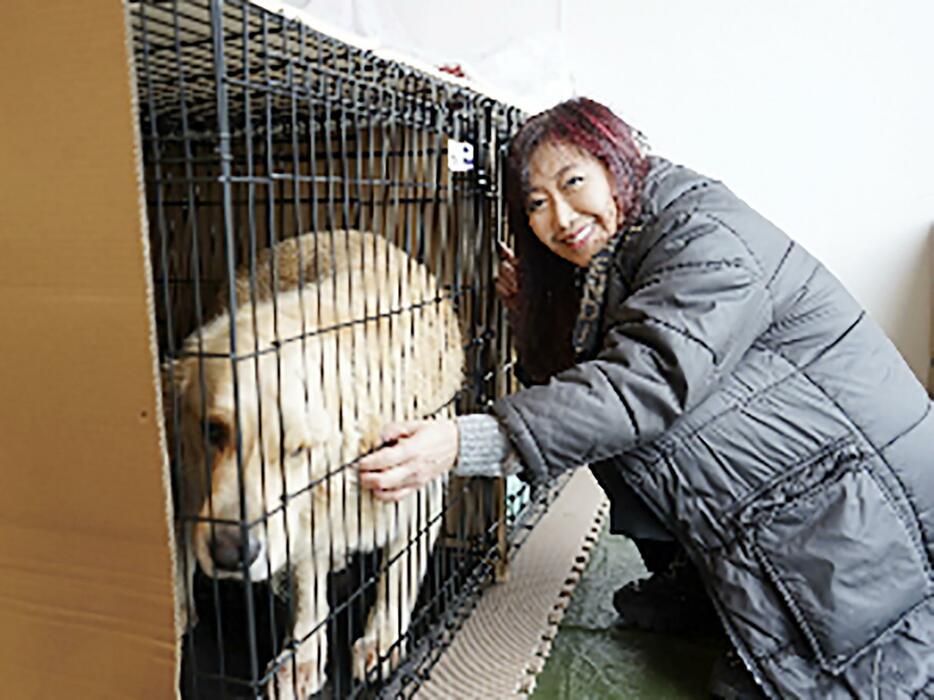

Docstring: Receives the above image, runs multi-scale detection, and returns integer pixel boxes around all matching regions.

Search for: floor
[531,522,725,699]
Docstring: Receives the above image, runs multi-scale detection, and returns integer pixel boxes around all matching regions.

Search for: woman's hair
[504,97,650,382]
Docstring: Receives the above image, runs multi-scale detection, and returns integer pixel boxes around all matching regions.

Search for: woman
[358,97,934,698]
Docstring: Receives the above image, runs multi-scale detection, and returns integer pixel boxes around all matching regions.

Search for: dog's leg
[267,558,329,699]
[352,480,443,683]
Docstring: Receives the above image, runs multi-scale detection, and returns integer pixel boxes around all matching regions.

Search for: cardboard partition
[0,2,177,697]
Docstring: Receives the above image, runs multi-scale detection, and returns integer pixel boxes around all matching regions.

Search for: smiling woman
[504,99,651,380]
[357,96,934,698]
[524,141,620,268]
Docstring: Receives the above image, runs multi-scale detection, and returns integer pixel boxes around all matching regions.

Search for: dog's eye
[205,420,229,449]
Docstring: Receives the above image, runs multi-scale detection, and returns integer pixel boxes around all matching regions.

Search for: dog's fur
[169,230,463,697]
[213,229,389,314]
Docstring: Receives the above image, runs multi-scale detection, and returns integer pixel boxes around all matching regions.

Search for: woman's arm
[357,414,520,501]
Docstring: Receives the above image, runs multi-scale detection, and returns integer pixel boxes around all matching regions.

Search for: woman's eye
[527,198,545,213]
[565,174,584,188]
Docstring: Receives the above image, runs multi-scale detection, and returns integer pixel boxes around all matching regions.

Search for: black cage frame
[129,1,565,697]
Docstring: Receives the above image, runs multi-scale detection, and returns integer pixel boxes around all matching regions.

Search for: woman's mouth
[563,223,593,250]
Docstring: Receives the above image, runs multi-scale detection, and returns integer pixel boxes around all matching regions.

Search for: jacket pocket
[744,441,929,674]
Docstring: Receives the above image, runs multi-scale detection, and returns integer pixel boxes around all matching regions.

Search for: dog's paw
[351,635,403,683]
[266,650,325,700]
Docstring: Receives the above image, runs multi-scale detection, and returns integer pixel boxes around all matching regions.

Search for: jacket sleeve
[494,206,774,483]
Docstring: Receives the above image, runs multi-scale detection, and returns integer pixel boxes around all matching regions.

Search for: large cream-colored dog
[170,230,463,698]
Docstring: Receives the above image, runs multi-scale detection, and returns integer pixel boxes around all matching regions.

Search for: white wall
[283,0,934,382]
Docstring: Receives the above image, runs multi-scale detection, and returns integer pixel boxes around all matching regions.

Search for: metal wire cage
[129,0,554,697]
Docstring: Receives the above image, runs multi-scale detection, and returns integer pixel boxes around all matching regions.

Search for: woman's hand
[357,419,459,502]
[495,240,520,311]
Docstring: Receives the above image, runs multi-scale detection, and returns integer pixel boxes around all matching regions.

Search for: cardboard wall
[0,2,177,697]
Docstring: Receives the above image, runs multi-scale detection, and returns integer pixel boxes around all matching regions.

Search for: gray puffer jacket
[494,157,934,698]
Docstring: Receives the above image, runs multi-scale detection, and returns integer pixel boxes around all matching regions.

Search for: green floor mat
[531,522,723,699]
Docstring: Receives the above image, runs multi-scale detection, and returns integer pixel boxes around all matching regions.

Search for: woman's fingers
[362,459,427,501]
[496,259,519,300]
[357,440,410,472]
[496,239,516,263]
[498,262,517,287]
[372,486,412,503]
[360,459,416,491]
[357,420,459,500]
[495,240,520,300]
[379,420,419,445]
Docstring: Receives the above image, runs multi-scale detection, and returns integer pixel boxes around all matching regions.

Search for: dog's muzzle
[208,525,262,572]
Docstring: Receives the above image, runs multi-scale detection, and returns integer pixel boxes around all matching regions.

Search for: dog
[168,230,463,698]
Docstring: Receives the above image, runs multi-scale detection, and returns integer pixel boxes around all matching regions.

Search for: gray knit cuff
[454,414,521,478]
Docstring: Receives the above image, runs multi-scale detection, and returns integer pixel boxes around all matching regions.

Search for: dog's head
[170,303,342,582]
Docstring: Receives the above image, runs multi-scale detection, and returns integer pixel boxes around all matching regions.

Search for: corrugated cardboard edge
[414,469,609,699]
[120,2,186,694]
[516,497,610,696]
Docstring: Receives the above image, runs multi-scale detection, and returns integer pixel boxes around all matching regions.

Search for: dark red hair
[504,97,650,382]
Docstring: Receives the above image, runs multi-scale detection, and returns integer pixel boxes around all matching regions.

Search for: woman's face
[525,140,620,268]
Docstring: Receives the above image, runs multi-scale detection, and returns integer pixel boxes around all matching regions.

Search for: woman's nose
[552,195,574,231]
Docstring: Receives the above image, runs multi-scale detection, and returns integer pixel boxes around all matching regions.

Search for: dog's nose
[209,525,261,572]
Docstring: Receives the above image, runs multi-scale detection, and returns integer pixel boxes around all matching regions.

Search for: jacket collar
[571,225,640,359]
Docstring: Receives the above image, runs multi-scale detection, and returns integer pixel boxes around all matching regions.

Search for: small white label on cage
[448,139,474,172]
